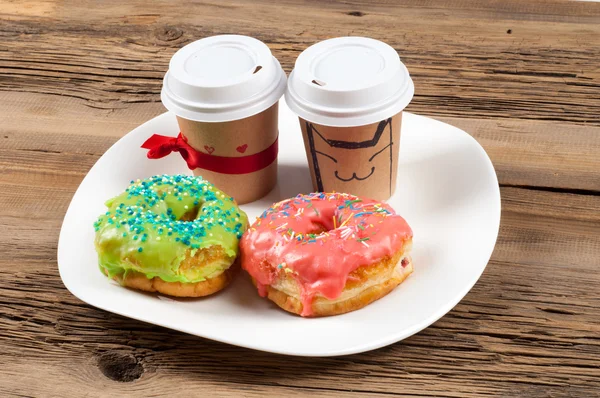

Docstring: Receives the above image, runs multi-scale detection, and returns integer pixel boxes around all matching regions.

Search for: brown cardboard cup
[286,37,414,201]
[160,35,287,205]
[177,103,279,204]
[299,113,402,201]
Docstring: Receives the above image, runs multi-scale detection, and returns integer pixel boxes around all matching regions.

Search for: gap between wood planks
[499,184,600,197]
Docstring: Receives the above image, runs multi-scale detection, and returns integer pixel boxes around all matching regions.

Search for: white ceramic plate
[58,100,500,357]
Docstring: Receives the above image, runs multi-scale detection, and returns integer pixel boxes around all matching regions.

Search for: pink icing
[240,192,413,316]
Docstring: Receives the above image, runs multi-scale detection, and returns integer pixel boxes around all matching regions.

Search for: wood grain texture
[1,0,599,124]
[0,186,598,397]
[1,0,599,397]
[2,92,599,193]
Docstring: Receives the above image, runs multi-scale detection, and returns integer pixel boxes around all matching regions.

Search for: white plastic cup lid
[161,35,287,122]
[285,37,414,127]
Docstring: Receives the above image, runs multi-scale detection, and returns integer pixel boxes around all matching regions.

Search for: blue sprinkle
[354,212,373,218]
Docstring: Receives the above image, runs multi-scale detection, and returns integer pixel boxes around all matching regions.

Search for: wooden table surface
[1,0,599,396]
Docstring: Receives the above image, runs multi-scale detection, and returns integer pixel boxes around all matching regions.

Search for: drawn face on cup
[302,116,400,200]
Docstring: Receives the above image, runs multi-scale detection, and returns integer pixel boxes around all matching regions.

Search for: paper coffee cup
[285,37,414,201]
[161,35,286,204]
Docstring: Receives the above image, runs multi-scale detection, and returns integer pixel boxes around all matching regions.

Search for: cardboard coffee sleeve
[177,104,279,204]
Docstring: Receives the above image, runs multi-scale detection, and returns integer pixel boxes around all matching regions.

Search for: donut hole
[179,204,201,222]
[308,222,329,234]
[291,221,337,237]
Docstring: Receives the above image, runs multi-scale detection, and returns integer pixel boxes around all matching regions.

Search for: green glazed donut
[93,175,248,293]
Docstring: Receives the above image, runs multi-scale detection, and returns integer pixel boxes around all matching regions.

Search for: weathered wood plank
[0,183,598,397]
[1,0,599,396]
[2,92,599,192]
[439,117,600,193]
[0,0,599,124]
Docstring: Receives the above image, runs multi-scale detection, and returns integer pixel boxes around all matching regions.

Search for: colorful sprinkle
[93,175,248,261]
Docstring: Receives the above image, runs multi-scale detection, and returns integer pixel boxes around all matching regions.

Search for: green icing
[93,175,248,284]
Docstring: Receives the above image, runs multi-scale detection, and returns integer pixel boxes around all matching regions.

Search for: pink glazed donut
[240,192,413,317]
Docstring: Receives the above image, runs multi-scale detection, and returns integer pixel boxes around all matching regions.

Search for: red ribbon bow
[141,133,200,167]
[141,133,278,175]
